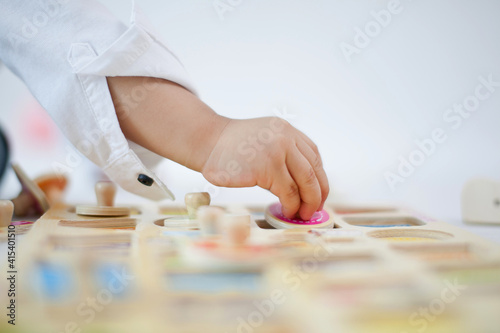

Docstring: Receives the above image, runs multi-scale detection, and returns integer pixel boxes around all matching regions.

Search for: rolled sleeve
[0,0,197,200]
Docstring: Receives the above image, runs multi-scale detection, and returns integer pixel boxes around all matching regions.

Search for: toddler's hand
[202,117,329,220]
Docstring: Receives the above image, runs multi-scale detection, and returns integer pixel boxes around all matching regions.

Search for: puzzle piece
[76,181,130,217]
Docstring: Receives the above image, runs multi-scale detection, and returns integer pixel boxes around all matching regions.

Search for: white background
[1,0,499,240]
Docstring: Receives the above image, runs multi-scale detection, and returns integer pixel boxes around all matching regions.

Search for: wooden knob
[184,192,210,219]
[197,206,224,236]
[11,192,34,217]
[0,200,14,227]
[95,181,116,207]
[222,214,251,246]
[35,173,68,205]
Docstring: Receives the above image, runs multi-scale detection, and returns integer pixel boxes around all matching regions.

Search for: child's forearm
[107,76,229,172]
[107,76,329,220]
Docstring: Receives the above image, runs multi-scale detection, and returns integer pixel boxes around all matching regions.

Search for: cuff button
[137,174,154,187]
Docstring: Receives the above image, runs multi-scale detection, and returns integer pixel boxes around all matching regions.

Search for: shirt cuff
[66,4,196,201]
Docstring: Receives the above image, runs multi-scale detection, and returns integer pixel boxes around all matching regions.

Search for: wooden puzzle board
[1,201,500,333]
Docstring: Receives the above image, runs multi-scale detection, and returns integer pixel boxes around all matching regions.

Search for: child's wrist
[189,113,231,172]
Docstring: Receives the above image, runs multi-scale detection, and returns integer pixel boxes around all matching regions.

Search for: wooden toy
[221,213,251,246]
[158,192,213,230]
[0,199,13,227]
[462,178,500,224]
[2,194,499,333]
[0,201,35,236]
[197,206,224,237]
[184,192,210,218]
[265,202,334,229]
[35,173,68,205]
[10,163,49,216]
[76,181,130,217]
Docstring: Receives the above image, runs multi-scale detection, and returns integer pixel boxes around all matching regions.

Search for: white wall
[1,0,499,221]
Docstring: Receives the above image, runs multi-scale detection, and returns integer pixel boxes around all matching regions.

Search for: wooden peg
[35,173,68,205]
[95,181,116,207]
[184,192,210,219]
[10,163,49,217]
[222,213,251,246]
[0,200,14,227]
[76,181,129,217]
[197,206,224,236]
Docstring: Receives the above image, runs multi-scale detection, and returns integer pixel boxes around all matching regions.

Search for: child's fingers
[296,131,329,209]
[296,139,330,210]
[268,165,301,219]
[297,130,318,152]
[286,146,322,220]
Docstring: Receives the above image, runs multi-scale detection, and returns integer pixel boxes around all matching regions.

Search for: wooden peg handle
[184,192,211,219]
[95,181,116,207]
[0,200,14,227]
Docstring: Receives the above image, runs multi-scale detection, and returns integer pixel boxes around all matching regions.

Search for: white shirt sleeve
[0,0,198,201]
